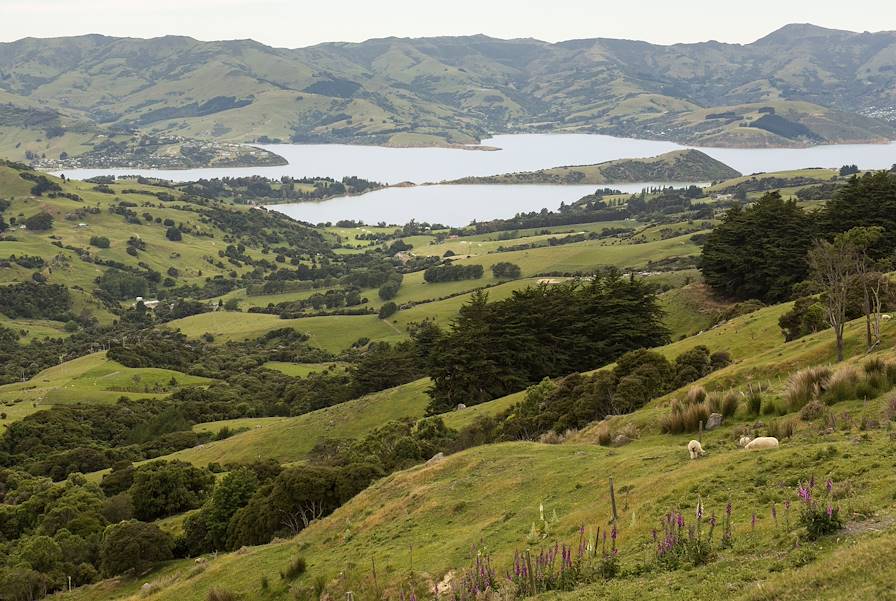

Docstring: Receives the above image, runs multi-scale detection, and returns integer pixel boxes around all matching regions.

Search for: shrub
[280,555,306,580]
[491,261,522,279]
[800,400,827,421]
[24,212,54,230]
[89,235,111,248]
[166,226,183,241]
[710,351,733,371]
[785,366,832,411]
[100,520,174,576]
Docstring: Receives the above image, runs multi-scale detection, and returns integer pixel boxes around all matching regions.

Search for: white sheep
[745,436,779,451]
[737,435,754,448]
[687,439,705,459]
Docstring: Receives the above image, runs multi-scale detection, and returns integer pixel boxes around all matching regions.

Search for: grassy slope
[64,404,896,601]
[0,352,213,426]
[172,378,433,466]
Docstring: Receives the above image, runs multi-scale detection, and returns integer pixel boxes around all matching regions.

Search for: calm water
[58,133,896,225]
[273,183,700,227]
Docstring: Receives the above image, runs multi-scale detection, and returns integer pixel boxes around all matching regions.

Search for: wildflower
[826,479,833,494]
[696,498,704,520]
[826,505,834,518]
[676,513,685,528]
[725,502,732,517]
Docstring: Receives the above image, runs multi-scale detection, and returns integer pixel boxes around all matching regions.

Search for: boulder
[705,413,723,431]
[426,452,445,465]
[612,434,633,447]
[456,403,467,411]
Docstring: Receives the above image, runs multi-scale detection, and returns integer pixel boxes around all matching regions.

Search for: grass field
[65,384,896,601]
[0,352,213,426]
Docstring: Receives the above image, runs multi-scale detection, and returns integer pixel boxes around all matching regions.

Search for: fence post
[609,477,618,525]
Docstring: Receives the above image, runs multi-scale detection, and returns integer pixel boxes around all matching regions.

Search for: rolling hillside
[447,149,741,184]
[2,25,896,167]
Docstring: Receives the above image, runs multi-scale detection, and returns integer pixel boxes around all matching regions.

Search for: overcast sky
[2,0,895,46]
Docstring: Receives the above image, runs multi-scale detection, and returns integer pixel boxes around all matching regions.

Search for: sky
[1,0,895,46]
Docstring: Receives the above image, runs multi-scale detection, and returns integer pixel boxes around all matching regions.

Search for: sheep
[737,435,754,448]
[882,314,892,321]
[687,439,705,459]
[745,436,779,451]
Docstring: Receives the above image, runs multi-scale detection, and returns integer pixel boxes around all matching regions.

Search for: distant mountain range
[1,24,895,167]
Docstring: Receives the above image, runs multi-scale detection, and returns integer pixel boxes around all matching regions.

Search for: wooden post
[699,420,703,442]
[609,477,618,526]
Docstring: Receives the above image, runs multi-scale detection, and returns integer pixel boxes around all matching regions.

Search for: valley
[2,16,896,601]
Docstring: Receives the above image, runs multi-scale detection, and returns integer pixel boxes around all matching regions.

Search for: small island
[443,149,742,185]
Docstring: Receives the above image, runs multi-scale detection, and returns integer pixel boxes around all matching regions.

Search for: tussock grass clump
[595,423,612,446]
[785,366,832,411]
[720,390,740,418]
[595,423,637,446]
[685,386,707,405]
[661,399,710,434]
[706,390,738,418]
[822,365,860,405]
[767,418,796,440]
[744,385,763,416]
[207,589,239,601]
[280,555,307,581]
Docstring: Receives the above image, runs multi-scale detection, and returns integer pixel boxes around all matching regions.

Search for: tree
[839,226,886,351]
[165,226,182,241]
[99,520,173,576]
[129,460,214,521]
[700,192,815,302]
[807,234,859,361]
[378,301,398,319]
[839,164,859,176]
[24,212,54,231]
[491,262,522,279]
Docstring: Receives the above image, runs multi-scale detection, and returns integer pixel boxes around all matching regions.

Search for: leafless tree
[808,235,859,362]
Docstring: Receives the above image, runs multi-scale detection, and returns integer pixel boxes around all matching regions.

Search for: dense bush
[100,520,173,576]
[24,212,54,230]
[491,261,522,279]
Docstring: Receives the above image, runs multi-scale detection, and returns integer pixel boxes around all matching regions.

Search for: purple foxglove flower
[726,502,732,516]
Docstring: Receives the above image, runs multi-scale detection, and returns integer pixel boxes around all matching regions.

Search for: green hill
[446,150,742,184]
[2,25,896,166]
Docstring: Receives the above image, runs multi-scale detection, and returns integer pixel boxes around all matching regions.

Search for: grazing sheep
[745,436,779,451]
[687,439,705,459]
[737,435,754,448]
[882,314,892,321]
